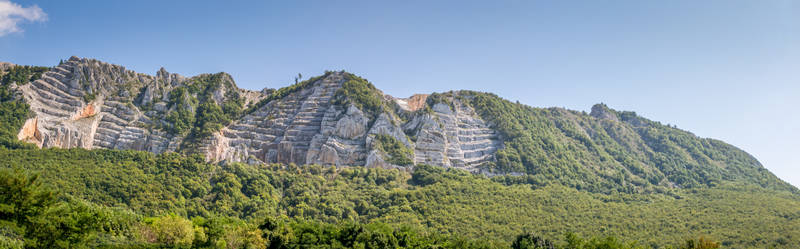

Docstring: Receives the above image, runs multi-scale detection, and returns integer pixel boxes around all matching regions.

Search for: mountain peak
[157,67,169,76]
[590,103,618,121]
[6,57,795,195]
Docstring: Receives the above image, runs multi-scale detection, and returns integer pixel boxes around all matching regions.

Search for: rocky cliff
[17,57,180,152]
[5,56,795,194]
[12,57,502,172]
[201,71,502,171]
[12,57,261,153]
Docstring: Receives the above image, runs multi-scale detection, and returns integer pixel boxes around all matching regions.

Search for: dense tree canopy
[1,68,797,248]
[0,148,797,248]
[463,91,796,194]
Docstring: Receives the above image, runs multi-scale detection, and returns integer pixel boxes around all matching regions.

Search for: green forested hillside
[461,91,795,194]
[1,148,798,248]
[2,69,799,248]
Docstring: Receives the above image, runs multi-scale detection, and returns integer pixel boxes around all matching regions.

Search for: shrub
[372,134,413,166]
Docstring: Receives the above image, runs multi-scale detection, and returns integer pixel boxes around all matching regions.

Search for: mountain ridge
[1,56,796,195]
[2,56,800,248]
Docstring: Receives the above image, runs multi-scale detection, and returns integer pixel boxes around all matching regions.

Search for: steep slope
[204,71,353,165]
[11,56,265,154]
[200,72,498,171]
[4,57,796,195]
[462,91,795,193]
[402,93,502,171]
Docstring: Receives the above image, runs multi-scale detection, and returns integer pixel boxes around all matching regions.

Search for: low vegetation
[0,70,36,150]
[0,147,797,248]
[333,73,391,123]
[157,73,247,152]
[372,134,414,166]
[0,65,49,86]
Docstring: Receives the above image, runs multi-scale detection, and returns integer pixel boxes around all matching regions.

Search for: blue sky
[1,0,798,187]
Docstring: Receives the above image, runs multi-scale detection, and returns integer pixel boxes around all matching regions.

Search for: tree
[679,237,720,249]
[194,102,227,137]
[0,169,104,249]
[27,198,106,248]
[295,73,302,84]
[0,169,55,230]
[148,215,197,247]
[258,217,294,249]
[410,164,445,186]
[512,232,555,249]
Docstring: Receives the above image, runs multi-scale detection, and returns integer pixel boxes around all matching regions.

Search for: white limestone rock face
[204,72,379,167]
[358,112,413,169]
[203,72,349,165]
[334,105,368,139]
[17,57,183,153]
[367,113,411,147]
[15,57,503,173]
[364,150,389,168]
[305,104,369,166]
[405,97,501,172]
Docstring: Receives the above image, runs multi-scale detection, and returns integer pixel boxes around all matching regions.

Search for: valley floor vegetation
[1,148,798,248]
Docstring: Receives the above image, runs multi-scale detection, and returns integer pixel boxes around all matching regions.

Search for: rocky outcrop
[404,96,501,171]
[203,72,340,164]
[394,94,428,112]
[204,72,374,167]
[15,57,504,173]
[239,88,271,107]
[590,103,618,121]
[0,62,15,72]
[364,150,392,169]
[305,104,369,166]
[17,117,41,143]
[17,57,186,151]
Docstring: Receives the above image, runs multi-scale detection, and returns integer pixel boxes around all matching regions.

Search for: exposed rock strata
[404,97,501,171]
[17,57,189,152]
[16,57,503,173]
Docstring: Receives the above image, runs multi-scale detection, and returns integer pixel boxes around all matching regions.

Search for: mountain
[1,57,799,248]
[8,57,496,169]
[3,56,794,194]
